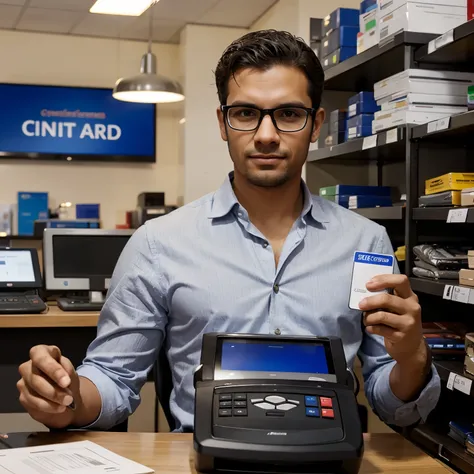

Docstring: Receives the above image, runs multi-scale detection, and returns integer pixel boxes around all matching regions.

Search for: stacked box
[320,185,392,209]
[425,172,474,195]
[17,192,48,236]
[372,69,473,132]
[321,8,359,70]
[358,0,379,54]
[346,92,380,139]
[378,0,467,45]
[328,109,347,145]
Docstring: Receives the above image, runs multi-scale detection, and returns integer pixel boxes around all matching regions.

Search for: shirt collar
[208,171,328,223]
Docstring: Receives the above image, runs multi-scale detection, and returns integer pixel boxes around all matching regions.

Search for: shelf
[309,126,406,162]
[410,277,474,305]
[324,32,436,91]
[412,110,474,141]
[351,206,404,220]
[407,424,474,473]
[413,207,474,222]
[415,19,474,70]
[434,360,474,398]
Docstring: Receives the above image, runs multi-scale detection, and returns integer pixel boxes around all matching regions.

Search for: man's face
[217,65,325,188]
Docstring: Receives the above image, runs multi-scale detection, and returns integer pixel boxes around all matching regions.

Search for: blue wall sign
[0,84,156,162]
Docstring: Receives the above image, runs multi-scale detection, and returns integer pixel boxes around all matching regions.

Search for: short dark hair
[215,29,325,109]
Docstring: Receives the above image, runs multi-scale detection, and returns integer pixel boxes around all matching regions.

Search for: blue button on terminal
[306,407,320,417]
[305,396,318,407]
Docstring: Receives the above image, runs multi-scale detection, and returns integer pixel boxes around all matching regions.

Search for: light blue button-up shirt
[76,173,440,431]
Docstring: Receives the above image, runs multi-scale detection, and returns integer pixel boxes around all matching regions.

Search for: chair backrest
[153,346,176,432]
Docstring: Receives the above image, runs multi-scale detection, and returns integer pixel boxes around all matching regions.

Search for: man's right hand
[17,345,80,429]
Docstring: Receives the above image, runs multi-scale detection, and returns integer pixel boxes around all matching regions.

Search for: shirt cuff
[372,362,441,426]
[76,363,127,430]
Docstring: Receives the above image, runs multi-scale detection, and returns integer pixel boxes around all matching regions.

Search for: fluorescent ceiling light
[90,0,156,16]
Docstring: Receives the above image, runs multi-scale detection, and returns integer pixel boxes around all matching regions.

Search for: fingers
[29,346,71,388]
[17,378,68,415]
[366,324,404,342]
[29,365,74,406]
[359,292,409,314]
[366,274,414,299]
[364,310,414,331]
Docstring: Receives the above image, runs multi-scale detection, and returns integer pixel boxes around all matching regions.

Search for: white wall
[181,24,247,204]
[0,30,182,229]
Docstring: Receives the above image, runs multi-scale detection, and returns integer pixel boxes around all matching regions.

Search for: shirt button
[273,284,279,293]
[263,241,269,248]
[274,328,281,336]
[238,212,243,217]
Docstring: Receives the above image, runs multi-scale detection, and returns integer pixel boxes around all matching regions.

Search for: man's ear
[310,108,326,143]
[217,106,228,142]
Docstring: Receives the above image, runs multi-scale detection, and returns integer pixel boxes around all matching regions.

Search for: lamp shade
[113,52,184,104]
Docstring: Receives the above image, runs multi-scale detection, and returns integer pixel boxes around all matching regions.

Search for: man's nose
[254,115,280,146]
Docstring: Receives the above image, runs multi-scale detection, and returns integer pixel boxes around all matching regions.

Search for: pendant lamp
[113,3,184,103]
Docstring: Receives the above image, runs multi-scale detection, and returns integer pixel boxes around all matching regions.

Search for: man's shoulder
[310,193,384,235]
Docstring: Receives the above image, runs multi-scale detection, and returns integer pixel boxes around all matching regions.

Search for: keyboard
[0,295,47,314]
[57,297,104,312]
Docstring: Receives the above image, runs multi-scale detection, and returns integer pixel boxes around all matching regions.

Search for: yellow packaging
[425,173,474,195]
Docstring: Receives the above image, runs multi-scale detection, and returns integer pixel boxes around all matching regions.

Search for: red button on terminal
[322,409,334,419]
[320,397,332,408]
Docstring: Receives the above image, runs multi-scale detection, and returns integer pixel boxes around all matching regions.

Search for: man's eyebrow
[227,101,309,108]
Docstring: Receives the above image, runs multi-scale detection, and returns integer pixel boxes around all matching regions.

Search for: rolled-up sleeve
[76,223,168,430]
[358,227,441,426]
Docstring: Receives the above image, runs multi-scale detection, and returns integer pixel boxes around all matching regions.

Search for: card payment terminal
[193,333,363,474]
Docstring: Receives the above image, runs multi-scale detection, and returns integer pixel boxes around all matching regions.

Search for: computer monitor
[43,229,134,292]
[0,248,42,289]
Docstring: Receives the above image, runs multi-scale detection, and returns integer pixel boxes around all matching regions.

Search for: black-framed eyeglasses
[221,105,316,132]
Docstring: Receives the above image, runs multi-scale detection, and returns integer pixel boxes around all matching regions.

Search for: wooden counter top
[0,305,99,328]
[5,432,451,473]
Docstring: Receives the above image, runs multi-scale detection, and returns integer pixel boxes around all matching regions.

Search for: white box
[372,109,457,132]
[379,0,466,17]
[378,92,468,109]
[379,2,466,44]
[358,10,379,53]
[374,69,474,101]
[379,100,467,114]
[0,204,12,235]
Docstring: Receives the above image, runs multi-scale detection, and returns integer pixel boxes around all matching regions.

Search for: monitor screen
[52,234,130,278]
[0,250,35,283]
[215,339,337,382]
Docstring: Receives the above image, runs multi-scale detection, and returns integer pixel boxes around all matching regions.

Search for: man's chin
[245,170,290,188]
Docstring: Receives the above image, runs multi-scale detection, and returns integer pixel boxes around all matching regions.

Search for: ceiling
[0,0,278,44]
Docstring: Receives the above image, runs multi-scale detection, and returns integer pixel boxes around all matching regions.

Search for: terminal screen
[0,250,35,282]
[216,340,337,382]
[53,235,130,278]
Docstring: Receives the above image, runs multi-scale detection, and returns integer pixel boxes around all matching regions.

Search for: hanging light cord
[148,1,156,54]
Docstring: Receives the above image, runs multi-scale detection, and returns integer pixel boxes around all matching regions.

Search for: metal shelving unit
[413,207,474,222]
[412,110,474,142]
[351,207,404,220]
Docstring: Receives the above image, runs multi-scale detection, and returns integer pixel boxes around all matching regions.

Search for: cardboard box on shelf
[323,8,359,36]
[321,26,359,57]
[348,91,380,117]
[461,187,474,207]
[425,173,474,195]
[319,184,391,197]
[459,269,474,287]
[468,250,474,269]
[372,109,454,132]
[322,47,357,69]
[378,2,466,45]
[358,10,379,53]
[379,0,466,17]
[380,93,468,110]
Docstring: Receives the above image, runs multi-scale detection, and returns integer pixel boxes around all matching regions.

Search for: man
[17,30,440,432]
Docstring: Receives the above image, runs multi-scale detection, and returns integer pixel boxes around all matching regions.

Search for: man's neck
[232,174,304,238]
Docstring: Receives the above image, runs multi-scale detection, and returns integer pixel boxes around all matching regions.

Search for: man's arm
[357,229,441,426]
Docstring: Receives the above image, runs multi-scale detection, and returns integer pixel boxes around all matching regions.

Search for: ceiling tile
[198,0,277,27]
[72,13,135,38]
[121,17,184,43]
[0,0,26,5]
[0,5,22,28]
[16,7,83,33]
[28,0,95,11]
[151,0,219,22]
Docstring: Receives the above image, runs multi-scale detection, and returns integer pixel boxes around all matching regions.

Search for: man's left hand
[359,274,427,367]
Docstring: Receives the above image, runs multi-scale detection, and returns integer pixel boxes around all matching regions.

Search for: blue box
[346,125,373,139]
[322,47,356,70]
[48,220,100,229]
[360,0,377,14]
[348,92,380,118]
[348,195,393,209]
[347,113,374,130]
[320,185,392,197]
[322,26,359,57]
[76,204,100,219]
[323,8,359,36]
[17,192,48,236]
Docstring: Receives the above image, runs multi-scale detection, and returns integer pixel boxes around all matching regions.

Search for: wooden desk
[7,432,451,473]
[0,306,99,413]
[0,305,99,328]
